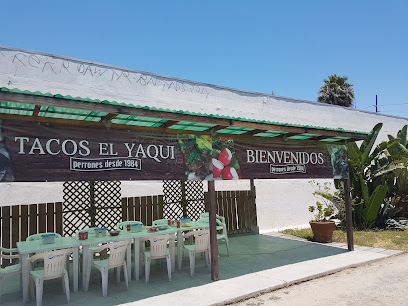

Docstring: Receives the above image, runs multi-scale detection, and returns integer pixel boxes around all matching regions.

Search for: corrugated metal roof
[0,87,369,141]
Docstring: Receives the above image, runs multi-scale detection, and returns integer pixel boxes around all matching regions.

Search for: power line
[375,102,408,106]
[380,110,408,113]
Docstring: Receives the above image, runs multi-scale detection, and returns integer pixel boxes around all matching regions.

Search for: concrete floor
[2,234,398,306]
[0,233,351,305]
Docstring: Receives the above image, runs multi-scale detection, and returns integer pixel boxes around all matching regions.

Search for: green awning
[0,87,369,141]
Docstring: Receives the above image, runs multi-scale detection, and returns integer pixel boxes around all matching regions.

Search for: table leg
[82,245,89,291]
[126,243,131,282]
[177,230,183,271]
[133,238,141,280]
[73,247,79,292]
[21,255,30,304]
[169,237,175,272]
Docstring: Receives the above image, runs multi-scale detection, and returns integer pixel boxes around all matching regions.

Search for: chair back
[197,216,209,223]
[42,249,69,280]
[216,215,227,234]
[116,221,143,231]
[193,230,210,252]
[216,215,225,224]
[152,219,168,227]
[147,235,171,258]
[26,232,62,241]
[108,240,131,267]
[0,247,20,262]
[200,212,209,219]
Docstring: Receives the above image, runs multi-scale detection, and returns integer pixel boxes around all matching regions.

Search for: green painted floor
[1,234,346,305]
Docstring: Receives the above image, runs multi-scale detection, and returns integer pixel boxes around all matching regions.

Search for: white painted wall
[0,46,407,230]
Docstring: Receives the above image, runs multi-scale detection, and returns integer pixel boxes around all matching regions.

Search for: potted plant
[308,181,339,243]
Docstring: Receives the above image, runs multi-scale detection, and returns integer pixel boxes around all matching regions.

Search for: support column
[344,178,354,251]
[208,180,219,281]
[181,181,188,218]
[89,181,96,228]
[250,179,259,234]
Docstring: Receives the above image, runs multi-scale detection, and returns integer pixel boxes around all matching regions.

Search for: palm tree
[317,74,355,107]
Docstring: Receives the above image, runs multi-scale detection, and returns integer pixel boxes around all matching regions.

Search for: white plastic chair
[142,234,173,283]
[199,212,209,219]
[197,212,209,224]
[152,219,169,227]
[75,228,104,269]
[29,249,71,306]
[116,221,143,231]
[198,213,229,256]
[86,240,131,297]
[216,215,230,256]
[26,233,65,270]
[183,229,211,276]
[0,247,21,303]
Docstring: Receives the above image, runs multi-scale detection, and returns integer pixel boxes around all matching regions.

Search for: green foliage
[363,185,387,222]
[348,123,408,229]
[376,197,402,228]
[195,135,212,153]
[317,74,355,107]
[177,135,212,179]
[308,180,341,222]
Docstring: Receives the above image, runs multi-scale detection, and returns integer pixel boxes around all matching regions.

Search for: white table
[79,232,134,291]
[17,237,80,304]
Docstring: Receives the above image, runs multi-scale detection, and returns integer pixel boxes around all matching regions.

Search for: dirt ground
[234,253,408,306]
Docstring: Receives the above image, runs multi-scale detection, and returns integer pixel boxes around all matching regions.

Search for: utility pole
[376,95,378,113]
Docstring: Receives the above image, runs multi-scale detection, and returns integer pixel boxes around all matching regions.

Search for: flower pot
[309,221,335,243]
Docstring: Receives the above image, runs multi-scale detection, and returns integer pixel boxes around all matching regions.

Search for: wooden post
[250,179,259,233]
[89,181,96,227]
[181,181,188,218]
[344,178,354,251]
[208,180,219,281]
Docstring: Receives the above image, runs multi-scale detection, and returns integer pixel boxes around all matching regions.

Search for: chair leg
[62,276,66,294]
[63,271,70,303]
[20,274,23,296]
[85,254,92,292]
[35,278,43,306]
[66,255,70,278]
[29,277,35,302]
[178,246,183,271]
[204,251,208,267]
[116,266,121,283]
[145,257,150,284]
[123,262,129,289]
[101,268,109,297]
[166,254,172,282]
[189,251,195,277]
[225,237,230,256]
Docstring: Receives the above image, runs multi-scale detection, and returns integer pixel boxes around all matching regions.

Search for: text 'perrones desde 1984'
[70,157,142,172]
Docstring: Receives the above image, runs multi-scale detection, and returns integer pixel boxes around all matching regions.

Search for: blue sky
[1,0,407,117]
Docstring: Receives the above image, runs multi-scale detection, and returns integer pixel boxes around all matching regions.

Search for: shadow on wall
[255,179,335,231]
